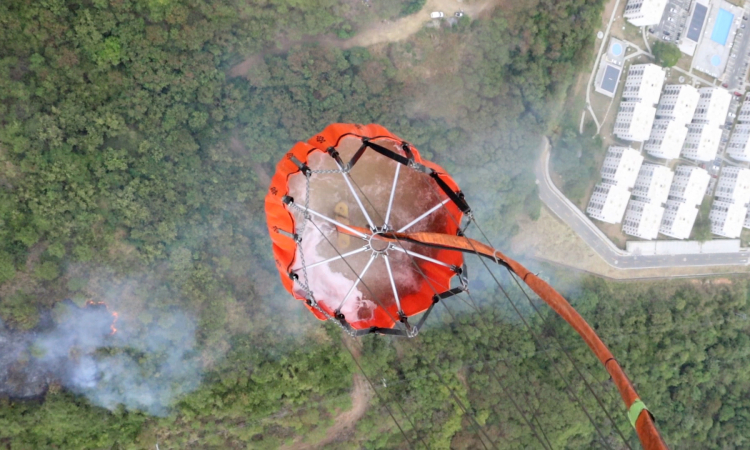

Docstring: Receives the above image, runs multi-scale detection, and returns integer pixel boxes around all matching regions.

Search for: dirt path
[342,0,501,49]
[281,339,374,450]
[229,0,504,78]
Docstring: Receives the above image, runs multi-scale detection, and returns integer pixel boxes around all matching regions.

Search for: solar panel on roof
[601,65,621,93]
[687,3,707,42]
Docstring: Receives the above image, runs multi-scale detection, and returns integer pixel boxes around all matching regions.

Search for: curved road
[535,138,750,269]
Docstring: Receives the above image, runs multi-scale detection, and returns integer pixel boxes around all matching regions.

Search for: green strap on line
[628,399,649,428]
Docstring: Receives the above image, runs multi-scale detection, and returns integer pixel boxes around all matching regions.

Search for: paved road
[724,4,750,90]
[535,139,750,269]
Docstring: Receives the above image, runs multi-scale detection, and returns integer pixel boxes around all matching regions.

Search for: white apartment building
[737,98,750,123]
[714,167,750,205]
[621,64,666,105]
[727,123,750,162]
[600,146,644,188]
[709,200,747,238]
[655,84,700,123]
[668,165,710,206]
[624,0,669,27]
[692,88,731,126]
[614,102,657,142]
[681,123,722,161]
[632,163,674,205]
[587,183,631,224]
[645,119,689,160]
[660,199,700,239]
[622,199,665,239]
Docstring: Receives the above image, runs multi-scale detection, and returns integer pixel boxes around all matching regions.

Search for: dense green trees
[4,274,750,448]
[550,124,603,202]
[652,41,682,67]
[16,0,746,448]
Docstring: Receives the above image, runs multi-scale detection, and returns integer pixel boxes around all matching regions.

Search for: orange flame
[85,301,119,335]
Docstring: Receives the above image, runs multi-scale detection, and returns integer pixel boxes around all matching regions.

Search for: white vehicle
[430,11,444,18]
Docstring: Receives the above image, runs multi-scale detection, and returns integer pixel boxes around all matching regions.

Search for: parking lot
[723,7,750,90]
[650,0,691,43]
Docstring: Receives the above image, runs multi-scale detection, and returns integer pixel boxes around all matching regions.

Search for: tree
[652,41,682,67]
[693,200,713,241]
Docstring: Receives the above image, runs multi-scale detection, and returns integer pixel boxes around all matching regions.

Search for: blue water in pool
[711,9,734,45]
[711,55,722,67]
[611,42,623,56]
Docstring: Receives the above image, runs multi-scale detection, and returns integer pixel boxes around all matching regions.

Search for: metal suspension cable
[344,155,607,450]
[344,173,500,450]
[234,310,743,439]
[340,340,417,450]
[287,135,664,448]
[437,293,552,450]
[344,168,551,448]
[302,182,496,450]
[306,218,430,448]
[410,177,619,450]
[504,268,633,449]
[459,211,632,448]
[462,289,555,450]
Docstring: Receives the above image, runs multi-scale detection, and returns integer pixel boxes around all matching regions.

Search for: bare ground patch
[512,207,750,279]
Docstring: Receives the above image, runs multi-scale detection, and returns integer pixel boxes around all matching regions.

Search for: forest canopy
[17,0,750,449]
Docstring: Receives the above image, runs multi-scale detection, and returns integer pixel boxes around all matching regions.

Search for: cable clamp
[628,399,650,429]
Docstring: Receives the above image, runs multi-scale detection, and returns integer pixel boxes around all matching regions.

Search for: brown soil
[342,0,503,49]
[512,207,750,280]
[281,339,374,450]
[228,0,507,78]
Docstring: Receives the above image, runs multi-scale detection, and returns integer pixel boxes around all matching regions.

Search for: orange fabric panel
[265,124,464,330]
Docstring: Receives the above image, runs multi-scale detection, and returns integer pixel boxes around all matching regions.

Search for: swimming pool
[711,8,734,46]
[611,42,623,56]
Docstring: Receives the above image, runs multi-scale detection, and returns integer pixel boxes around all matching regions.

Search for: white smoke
[0,303,201,416]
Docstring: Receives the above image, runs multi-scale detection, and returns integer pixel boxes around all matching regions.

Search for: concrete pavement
[535,138,750,269]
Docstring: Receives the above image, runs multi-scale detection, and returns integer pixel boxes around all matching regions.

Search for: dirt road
[341,0,501,48]
[281,339,374,450]
[229,0,504,78]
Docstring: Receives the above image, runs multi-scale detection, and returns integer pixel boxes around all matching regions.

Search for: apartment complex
[624,0,669,27]
[727,123,750,162]
[622,163,672,240]
[614,64,665,142]
[710,200,747,238]
[646,85,699,159]
[655,84,700,121]
[679,88,730,162]
[621,64,666,104]
[614,102,658,142]
[660,200,701,239]
[691,88,731,125]
[729,97,750,162]
[587,183,631,224]
[714,167,750,204]
[709,167,750,238]
[622,199,665,239]
[668,166,711,205]
[645,119,690,159]
[600,146,644,188]
[659,165,710,239]
[738,98,750,123]
[631,163,674,205]
[681,122,723,161]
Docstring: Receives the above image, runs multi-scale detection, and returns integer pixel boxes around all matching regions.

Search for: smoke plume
[0,301,201,416]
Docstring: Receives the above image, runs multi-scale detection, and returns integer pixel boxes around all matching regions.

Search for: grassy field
[512,207,750,279]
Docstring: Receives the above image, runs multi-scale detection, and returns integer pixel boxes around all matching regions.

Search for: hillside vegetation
[21,0,750,448]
